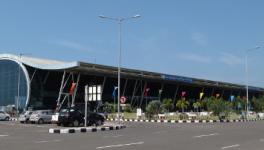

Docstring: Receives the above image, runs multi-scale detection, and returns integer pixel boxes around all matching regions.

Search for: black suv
[57,107,105,127]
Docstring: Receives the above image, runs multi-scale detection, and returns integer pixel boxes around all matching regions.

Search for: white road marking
[221,144,240,149]
[34,139,61,143]
[0,135,9,137]
[193,133,219,138]
[153,130,168,134]
[53,139,62,142]
[96,141,144,149]
[34,140,49,143]
[103,135,123,138]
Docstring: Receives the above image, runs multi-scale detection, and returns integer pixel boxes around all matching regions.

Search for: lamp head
[99,15,106,19]
[132,14,141,18]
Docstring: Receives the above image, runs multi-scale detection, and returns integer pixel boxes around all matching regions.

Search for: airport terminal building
[0,54,263,111]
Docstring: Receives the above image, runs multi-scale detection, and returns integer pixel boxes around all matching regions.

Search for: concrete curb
[106,118,264,124]
[48,125,126,134]
[9,118,18,121]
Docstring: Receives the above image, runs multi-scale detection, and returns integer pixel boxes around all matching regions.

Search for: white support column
[131,80,138,106]
[173,85,180,107]
[140,81,147,108]
[101,76,107,95]
[122,78,128,96]
[57,71,66,107]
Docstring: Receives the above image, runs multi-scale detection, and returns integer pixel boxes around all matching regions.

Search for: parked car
[51,112,59,124]
[257,112,264,118]
[0,111,10,121]
[57,107,105,127]
[29,110,53,124]
[19,111,33,123]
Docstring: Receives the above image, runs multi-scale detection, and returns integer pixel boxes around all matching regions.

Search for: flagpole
[114,94,116,113]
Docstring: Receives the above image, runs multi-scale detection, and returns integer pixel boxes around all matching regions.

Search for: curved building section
[0,59,29,110]
[0,54,78,110]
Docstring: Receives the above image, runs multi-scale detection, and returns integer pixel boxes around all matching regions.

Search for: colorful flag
[199,92,204,100]
[181,91,186,97]
[69,82,76,95]
[158,89,163,95]
[112,86,118,97]
[144,88,150,96]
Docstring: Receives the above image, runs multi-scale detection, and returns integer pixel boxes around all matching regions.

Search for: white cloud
[177,53,212,63]
[218,52,243,66]
[191,32,208,46]
[55,40,93,52]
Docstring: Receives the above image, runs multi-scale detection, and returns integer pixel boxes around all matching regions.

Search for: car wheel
[20,121,24,123]
[5,117,9,121]
[38,119,44,124]
[73,120,79,127]
[25,119,30,124]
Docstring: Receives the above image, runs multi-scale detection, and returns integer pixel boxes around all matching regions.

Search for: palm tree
[176,98,190,112]
[162,98,173,112]
[193,101,201,112]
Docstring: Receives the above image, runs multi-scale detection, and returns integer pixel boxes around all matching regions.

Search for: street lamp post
[99,15,140,123]
[245,46,261,120]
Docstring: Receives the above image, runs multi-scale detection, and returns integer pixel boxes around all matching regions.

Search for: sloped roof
[0,53,263,92]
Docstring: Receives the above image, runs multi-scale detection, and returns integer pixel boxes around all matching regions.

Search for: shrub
[193,101,201,112]
[252,96,264,112]
[104,102,117,113]
[179,113,188,120]
[146,100,162,119]
[176,98,189,112]
[162,98,173,112]
[206,97,232,119]
[124,104,133,113]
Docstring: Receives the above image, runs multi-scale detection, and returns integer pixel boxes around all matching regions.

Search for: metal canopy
[1,53,263,92]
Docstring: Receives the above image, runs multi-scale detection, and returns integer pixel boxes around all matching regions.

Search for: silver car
[29,110,53,124]
[0,111,10,121]
[19,111,33,123]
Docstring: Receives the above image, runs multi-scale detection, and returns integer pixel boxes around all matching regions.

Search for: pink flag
[181,91,186,97]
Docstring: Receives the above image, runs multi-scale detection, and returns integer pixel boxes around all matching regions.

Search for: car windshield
[32,111,41,114]
[60,109,69,114]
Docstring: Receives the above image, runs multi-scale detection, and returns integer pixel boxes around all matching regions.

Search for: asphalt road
[0,121,264,150]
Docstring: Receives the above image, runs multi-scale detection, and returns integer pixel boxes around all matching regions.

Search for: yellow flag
[199,92,204,100]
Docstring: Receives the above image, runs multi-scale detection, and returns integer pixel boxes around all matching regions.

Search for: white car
[0,111,10,121]
[29,110,53,124]
[19,111,33,123]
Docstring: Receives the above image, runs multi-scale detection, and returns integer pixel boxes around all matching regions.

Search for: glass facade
[0,60,28,109]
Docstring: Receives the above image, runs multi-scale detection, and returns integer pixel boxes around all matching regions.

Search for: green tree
[252,96,264,112]
[176,98,190,112]
[162,98,173,113]
[206,97,232,119]
[193,101,202,112]
[233,96,246,113]
[146,100,162,119]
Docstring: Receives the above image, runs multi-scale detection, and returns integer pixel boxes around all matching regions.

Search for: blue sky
[0,0,264,87]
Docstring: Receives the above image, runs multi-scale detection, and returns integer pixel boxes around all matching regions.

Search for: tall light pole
[245,46,261,120]
[99,14,141,123]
